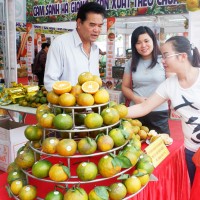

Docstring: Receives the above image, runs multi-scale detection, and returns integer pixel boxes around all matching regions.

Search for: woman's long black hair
[131,26,160,72]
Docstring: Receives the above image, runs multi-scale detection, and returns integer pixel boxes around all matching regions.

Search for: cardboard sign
[144,137,169,168]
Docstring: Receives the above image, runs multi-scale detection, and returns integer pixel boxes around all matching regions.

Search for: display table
[0,104,36,123]
[0,140,190,200]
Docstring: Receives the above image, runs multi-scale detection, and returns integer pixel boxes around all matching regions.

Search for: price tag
[144,137,169,168]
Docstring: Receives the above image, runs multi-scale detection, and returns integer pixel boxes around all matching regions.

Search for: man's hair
[41,43,50,49]
[76,2,106,22]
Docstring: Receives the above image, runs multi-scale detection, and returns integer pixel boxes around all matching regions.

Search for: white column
[188,11,200,50]
[8,0,17,84]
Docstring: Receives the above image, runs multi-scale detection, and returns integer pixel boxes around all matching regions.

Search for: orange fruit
[84,113,103,129]
[70,84,83,98]
[78,72,94,85]
[45,190,64,200]
[56,139,77,156]
[140,125,149,132]
[76,161,98,181]
[64,187,88,200]
[38,113,55,128]
[109,101,118,107]
[98,155,121,178]
[138,130,148,140]
[24,125,43,141]
[112,104,128,119]
[101,107,120,125]
[15,148,35,169]
[7,170,26,185]
[133,168,150,186]
[93,75,102,87]
[7,162,20,173]
[123,144,142,157]
[58,93,76,106]
[94,88,110,104]
[121,119,132,126]
[77,93,94,106]
[32,160,52,178]
[32,140,41,149]
[89,186,109,200]
[123,176,141,194]
[53,81,72,95]
[74,114,86,126]
[81,81,99,94]
[53,107,63,115]
[53,113,73,130]
[77,137,97,155]
[109,128,127,147]
[121,123,135,140]
[131,119,142,127]
[129,137,142,149]
[36,104,51,121]
[18,185,37,200]
[129,138,142,149]
[42,137,59,154]
[46,91,60,105]
[139,153,152,162]
[136,160,154,175]
[49,163,70,182]
[96,134,114,152]
[109,182,127,200]
[10,180,24,195]
[121,150,139,166]
[36,104,50,113]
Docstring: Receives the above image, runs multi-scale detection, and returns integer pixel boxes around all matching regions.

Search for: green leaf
[112,157,122,168]
[120,129,130,139]
[109,152,116,159]
[62,166,70,178]
[86,137,94,146]
[134,171,148,177]
[95,132,104,141]
[117,174,130,180]
[115,155,132,168]
[94,186,109,200]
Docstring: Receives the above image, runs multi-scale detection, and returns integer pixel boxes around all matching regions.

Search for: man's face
[77,12,104,43]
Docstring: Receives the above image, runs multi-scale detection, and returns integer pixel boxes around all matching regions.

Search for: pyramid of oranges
[47,72,109,107]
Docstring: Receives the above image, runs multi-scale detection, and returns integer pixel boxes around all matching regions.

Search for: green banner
[16,23,71,34]
[26,0,188,24]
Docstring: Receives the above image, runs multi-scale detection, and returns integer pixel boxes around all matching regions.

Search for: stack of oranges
[47,72,109,107]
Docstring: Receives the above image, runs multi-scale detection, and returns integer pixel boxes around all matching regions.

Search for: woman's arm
[126,92,166,118]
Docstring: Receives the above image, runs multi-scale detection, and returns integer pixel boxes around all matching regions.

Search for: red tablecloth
[132,140,190,200]
[0,140,190,200]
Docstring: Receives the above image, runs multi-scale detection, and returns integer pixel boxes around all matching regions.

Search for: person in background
[44,2,106,91]
[126,36,200,186]
[33,43,50,87]
[99,49,106,55]
[122,26,170,134]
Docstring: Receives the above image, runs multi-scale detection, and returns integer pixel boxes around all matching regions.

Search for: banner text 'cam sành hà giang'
[26,0,187,23]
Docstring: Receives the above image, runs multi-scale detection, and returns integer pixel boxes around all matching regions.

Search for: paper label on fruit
[144,137,169,168]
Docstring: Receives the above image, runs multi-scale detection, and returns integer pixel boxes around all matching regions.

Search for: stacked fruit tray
[7,72,155,200]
